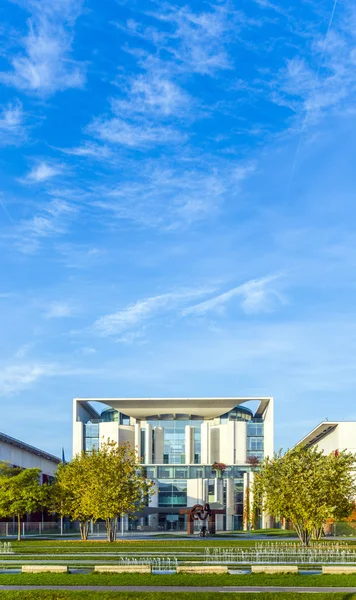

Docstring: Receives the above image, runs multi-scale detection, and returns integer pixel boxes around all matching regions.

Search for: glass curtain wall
[146,416,203,464]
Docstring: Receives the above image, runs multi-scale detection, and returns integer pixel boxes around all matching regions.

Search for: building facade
[73,397,274,531]
[0,431,60,482]
[296,421,356,455]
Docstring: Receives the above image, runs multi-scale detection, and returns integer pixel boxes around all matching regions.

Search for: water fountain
[204,544,356,565]
[0,542,14,555]
[116,555,177,573]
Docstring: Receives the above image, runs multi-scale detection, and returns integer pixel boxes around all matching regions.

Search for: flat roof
[0,431,61,464]
[75,397,272,419]
[295,422,339,448]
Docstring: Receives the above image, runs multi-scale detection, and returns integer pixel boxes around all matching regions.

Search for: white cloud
[59,143,113,160]
[15,199,76,253]
[112,73,191,118]
[0,0,85,96]
[145,4,239,76]
[0,363,53,396]
[270,11,356,126]
[23,161,63,184]
[87,116,185,149]
[94,288,214,336]
[93,161,254,228]
[183,274,285,316]
[0,100,26,145]
[44,301,75,319]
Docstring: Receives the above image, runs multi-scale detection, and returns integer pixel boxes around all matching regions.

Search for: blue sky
[1,0,356,458]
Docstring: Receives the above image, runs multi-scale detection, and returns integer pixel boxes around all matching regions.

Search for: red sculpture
[180,502,225,535]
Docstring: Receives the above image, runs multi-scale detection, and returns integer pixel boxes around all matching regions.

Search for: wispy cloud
[0,0,85,96]
[94,288,214,337]
[112,72,191,118]
[93,161,255,229]
[14,199,76,253]
[23,161,63,184]
[0,363,53,396]
[270,8,356,126]
[0,100,26,145]
[134,3,241,77]
[87,116,185,149]
[44,301,75,319]
[183,274,285,316]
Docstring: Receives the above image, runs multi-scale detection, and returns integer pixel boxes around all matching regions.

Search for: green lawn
[2,572,356,587]
[1,594,356,600]
[3,537,352,554]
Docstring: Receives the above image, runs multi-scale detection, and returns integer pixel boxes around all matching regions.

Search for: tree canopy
[0,462,49,540]
[53,440,154,541]
[253,445,356,546]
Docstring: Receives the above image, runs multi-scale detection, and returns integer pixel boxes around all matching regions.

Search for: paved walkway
[1,585,356,593]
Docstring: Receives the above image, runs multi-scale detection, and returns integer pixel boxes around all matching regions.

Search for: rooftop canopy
[74,397,272,420]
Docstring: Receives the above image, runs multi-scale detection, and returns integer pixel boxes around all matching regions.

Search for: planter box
[94,565,151,573]
[322,566,356,574]
[177,565,228,574]
[251,565,298,574]
[22,566,68,573]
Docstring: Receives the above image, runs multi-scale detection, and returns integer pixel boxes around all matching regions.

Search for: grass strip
[0,594,356,600]
[3,572,356,587]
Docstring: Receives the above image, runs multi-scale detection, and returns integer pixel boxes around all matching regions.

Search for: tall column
[209,427,220,463]
[214,478,223,504]
[185,426,194,464]
[134,423,141,462]
[149,481,158,528]
[154,427,164,463]
[243,472,249,530]
[235,422,247,464]
[196,478,204,504]
[201,422,209,464]
[226,478,234,531]
[145,424,152,464]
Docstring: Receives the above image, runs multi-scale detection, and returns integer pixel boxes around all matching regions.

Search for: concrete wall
[0,441,59,477]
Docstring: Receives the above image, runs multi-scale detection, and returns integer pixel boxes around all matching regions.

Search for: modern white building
[73,397,274,532]
[296,421,356,455]
[0,431,60,482]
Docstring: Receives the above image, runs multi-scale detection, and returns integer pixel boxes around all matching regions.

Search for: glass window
[190,467,204,479]
[158,480,187,507]
[144,416,203,465]
[158,466,174,478]
[145,467,156,479]
[120,413,130,425]
[84,422,99,453]
[174,467,188,479]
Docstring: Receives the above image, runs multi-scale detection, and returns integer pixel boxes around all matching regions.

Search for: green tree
[84,440,154,541]
[51,454,93,540]
[52,440,154,541]
[0,462,49,541]
[253,445,356,546]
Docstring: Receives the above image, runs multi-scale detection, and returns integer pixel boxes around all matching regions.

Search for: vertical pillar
[226,478,234,531]
[185,426,194,464]
[145,424,152,464]
[197,478,204,504]
[243,472,249,530]
[214,478,223,504]
[201,422,209,464]
[135,422,141,461]
[154,427,164,463]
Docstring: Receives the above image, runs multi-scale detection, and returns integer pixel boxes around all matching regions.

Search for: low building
[0,431,60,482]
[296,421,356,455]
[73,396,274,531]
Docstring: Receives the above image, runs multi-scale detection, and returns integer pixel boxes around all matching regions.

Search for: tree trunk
[106,518,112,542]
[79,520,89,541]
[17,514,21,542]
